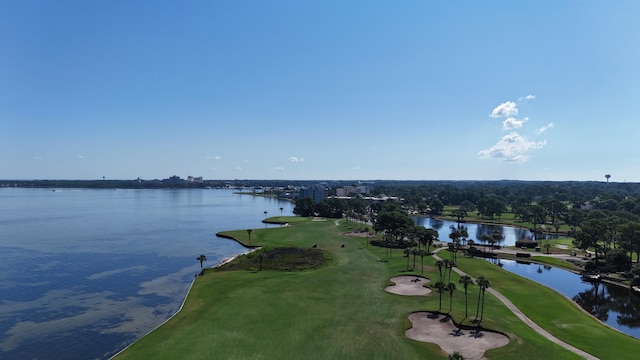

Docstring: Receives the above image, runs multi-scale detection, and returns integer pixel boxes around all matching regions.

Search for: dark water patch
[1,324,132,360]
[0,188,289,359]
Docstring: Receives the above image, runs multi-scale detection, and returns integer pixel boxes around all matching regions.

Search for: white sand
[385,276,431,296]
[406,312,509,360]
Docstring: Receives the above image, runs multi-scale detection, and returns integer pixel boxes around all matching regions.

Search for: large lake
[0,188,292,360]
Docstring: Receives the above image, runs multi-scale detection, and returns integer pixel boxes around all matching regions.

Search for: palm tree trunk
[480,289,486,320]
[475,290,481,320]
[464,290,468,318]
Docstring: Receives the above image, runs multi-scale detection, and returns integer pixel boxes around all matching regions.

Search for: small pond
[415,217,558,247]
[486,258,640,339]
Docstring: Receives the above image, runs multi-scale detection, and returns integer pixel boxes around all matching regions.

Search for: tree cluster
[292,196,369,220]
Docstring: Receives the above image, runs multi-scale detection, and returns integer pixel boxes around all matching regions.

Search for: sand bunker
[385,276,431,296]
[406,312,509,360]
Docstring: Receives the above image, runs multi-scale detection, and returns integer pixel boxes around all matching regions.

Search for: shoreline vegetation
[114,216,640,360]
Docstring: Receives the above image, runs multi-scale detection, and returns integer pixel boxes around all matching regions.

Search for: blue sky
[2,1,639,181]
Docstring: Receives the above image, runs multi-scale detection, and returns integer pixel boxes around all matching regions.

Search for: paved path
[433,250,599,360]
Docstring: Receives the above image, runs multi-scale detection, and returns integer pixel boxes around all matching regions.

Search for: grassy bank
[115,218,639,359]
[448,254,640,359]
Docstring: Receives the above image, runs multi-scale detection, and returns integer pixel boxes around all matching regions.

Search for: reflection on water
[486,258,640,339]
[0,188,293,360]
[414,217,557,247]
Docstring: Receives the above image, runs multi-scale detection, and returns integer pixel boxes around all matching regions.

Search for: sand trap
[385,276,431,296]
[406,312,509,360]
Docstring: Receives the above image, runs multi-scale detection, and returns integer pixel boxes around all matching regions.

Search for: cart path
[433,250,599,360]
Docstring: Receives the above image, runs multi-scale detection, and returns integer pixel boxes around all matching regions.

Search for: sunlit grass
[116,217,638,360]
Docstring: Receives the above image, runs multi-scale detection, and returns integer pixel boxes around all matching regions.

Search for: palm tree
[253,249,267,271]
[480,234,492,252]
[476,276,491,321]
[196,254,207,273]
[419,249,427,274]
[447,260,455,282]
[246,229,253,245]
[263,210,268,218]
[417,227,437,255]
[459,227,469,247]
[434,281,446,311]
[449,229,461,245]
[491,230,504,251]
[259,251,266,271]
[448,351,465,360]
[458,275,473,318]
[435,260,445,282]
[279,207,284,216]
[447,282,457,313]
[447,242,457,262]
[475,276,485,321]
[411,247,419,269]
[404,247,412,270]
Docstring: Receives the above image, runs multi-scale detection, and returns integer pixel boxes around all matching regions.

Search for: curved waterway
[415,217,558,247]
[486,258,640,339]
[0,188,293,360]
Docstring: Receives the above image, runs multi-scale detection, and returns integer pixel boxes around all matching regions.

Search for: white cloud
[273,167,285,172]
[77,155,84,159]
[478,132,546,162]
[206,155,221,160]
[519,94,536,101]
[288,157,305,163]
[535,122,555,134]
[353,166,361,171]
[502,117,528,130]
[235,166,242,171]
[490,101,518,118]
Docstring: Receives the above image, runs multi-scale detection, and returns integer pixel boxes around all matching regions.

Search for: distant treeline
[368,180,640,206]
[2,179,639,201]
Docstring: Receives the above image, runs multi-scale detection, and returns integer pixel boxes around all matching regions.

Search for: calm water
[0,188,292,360]
[415,217,556,246]
[487,258,640,339]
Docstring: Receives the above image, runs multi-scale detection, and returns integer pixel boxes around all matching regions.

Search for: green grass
[452,255,640,359]
[263,215,308,224]
[527,256,582,271]
[116,217,639,360]
[214,247,329,272]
